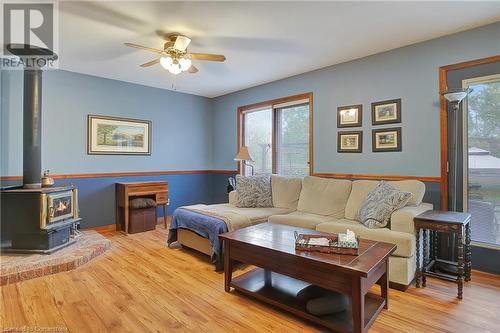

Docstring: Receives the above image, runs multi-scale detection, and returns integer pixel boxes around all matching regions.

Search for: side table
[413,210,471,299]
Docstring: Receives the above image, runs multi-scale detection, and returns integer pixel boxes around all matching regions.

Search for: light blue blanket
[167,208,228,270]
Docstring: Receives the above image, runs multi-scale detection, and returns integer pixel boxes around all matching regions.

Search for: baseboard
[83,215,171,234]
[85,224,117,233]
[389,281,410,291]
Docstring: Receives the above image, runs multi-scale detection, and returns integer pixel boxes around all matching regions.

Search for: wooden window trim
[237,92,314,176]
[438,54,500,210]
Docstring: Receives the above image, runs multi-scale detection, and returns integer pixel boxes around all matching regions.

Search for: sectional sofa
[175,175,432,290]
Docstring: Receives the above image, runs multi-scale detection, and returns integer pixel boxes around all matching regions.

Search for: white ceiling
[57,1,500,98]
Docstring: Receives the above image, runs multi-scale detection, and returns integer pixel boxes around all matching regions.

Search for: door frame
[438,55,500,210]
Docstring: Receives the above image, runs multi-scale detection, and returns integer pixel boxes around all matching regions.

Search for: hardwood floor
[1,227,499,333]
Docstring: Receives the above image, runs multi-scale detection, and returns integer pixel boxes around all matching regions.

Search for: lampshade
[234,146,253,161]
[441,88,472,104]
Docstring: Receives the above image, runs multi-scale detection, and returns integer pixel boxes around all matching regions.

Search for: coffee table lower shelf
[230,267,385,333]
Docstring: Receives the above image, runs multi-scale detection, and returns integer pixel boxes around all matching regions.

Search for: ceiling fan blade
[190,53,226,62]
[124,43,163,54]
[173,35,191,52]
[140,58,160,67]
[188,65,199,74]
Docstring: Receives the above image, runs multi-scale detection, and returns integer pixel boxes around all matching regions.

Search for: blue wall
[211,23,500,179]
[1,70,213,175]
[1,174,214,229]
[1,23,499,227]
[1,70,217,228]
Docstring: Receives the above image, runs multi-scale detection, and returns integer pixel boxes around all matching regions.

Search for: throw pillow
[235,175,272,208]
[357,181,411,229]
[306,293,349,316]
[129,198,157,209]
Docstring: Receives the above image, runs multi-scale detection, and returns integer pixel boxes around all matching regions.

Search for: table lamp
[234,146,254,175]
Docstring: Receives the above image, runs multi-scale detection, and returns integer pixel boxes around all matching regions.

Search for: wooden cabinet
[115,181,168,233]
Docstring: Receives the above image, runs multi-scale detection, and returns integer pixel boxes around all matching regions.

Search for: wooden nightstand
[413,210,471,299]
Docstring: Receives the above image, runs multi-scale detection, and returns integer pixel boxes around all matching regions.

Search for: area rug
[0,231,111,285]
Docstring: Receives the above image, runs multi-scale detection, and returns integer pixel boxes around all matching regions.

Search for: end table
[413,210,471,299]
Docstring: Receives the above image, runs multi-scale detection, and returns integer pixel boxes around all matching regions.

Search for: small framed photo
[372,127,401,152]
[87,115,152,155]
[337,131,363,153]
[371,99,401,125]
[337,104,362,128]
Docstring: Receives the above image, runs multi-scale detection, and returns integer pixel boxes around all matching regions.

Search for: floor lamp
[441,87,473,212]
[439,87,472,275]
[234,146,254,175]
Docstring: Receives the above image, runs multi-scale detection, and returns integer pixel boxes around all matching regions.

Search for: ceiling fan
[125,34,226,75]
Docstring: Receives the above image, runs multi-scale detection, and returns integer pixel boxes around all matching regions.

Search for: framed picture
[337,131,363,153]
[87,115,152,155]
[372,127,402,152]
[371,98,401,125]
[337,104,362,128]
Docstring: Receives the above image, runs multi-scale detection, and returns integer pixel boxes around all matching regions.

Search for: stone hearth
[1,231,111,285]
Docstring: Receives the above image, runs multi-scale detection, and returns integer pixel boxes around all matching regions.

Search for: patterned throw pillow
[357,181,411,229]
[235,175,273,208]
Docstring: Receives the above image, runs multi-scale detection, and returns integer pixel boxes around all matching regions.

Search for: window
[243,107,273,175]
[275,103,310,177]
[463,74,500,247]
[239,94,312,177]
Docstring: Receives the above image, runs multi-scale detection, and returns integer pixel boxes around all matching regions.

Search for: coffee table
[219,223,396,333]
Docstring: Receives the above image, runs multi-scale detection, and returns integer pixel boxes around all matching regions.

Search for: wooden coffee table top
[220,223,396,277]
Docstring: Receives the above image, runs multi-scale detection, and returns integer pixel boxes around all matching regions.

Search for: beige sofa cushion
[229,191,237,205]
[344,180,378,220]
[297,176,352,218]
[269,211,338,230]
[206,204,292,224]
[271,175,302,209]
[389,180,426,206]
[390,203,433,234]
[316,219,415,258]
[344,179,426,220]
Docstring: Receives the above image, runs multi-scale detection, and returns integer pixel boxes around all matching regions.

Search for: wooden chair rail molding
[439,54,500,210]
[312,172,441,183]
[0,169,236,181]
[1,170,440,183]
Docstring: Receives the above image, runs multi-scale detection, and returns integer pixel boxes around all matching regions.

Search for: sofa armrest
[228,190,237,205]
[390,203,433,234]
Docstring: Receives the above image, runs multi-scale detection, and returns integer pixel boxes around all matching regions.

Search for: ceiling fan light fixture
[179,57,192,71]
[160,55,173,70]
[125,34,225,75]
[168,62,182,75]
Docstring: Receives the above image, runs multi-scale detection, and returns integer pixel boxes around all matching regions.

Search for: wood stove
[1,186,81,253]
[1,44,81,253]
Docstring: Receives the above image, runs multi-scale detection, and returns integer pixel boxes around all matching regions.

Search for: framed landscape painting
[337,104,362,128]
[372,127,401,152]
[87,115,151,155]
[337,131,362,153]
[371,98,401,125]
